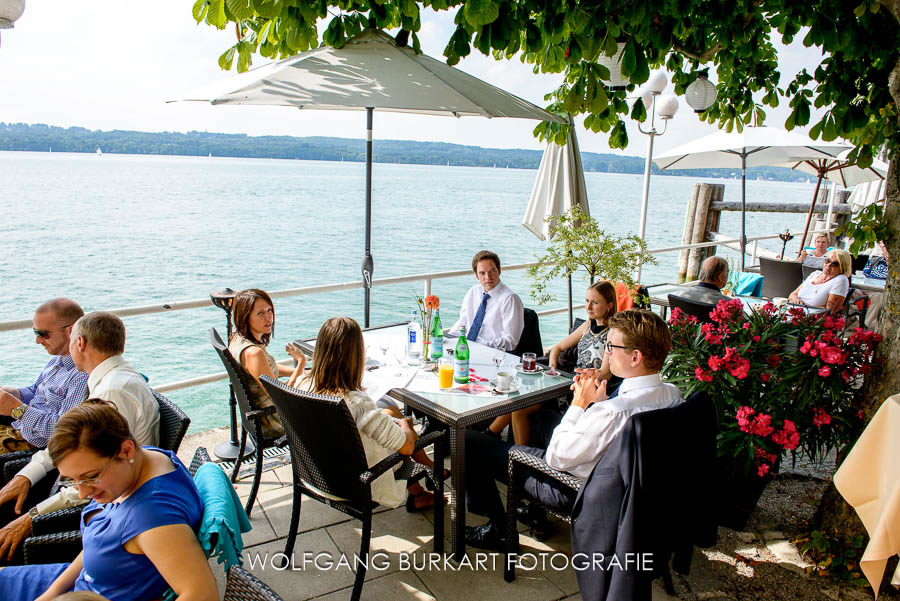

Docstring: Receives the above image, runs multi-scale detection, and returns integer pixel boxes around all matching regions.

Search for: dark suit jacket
[671,282,727,305]
[570,392,718,601]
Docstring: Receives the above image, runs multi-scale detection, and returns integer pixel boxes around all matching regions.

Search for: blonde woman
[789,249,851,313]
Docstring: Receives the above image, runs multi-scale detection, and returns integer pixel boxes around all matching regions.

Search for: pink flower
[694,366,714,382]
[701,322,723,345]
[729,357,751,380]
[812,407,832,428]
[737,406,755,428]
[818,366,831,377]
[766,354,781,368]
[819,346,845,365]
[761,372,772,383]
[752,335,761,342]
[711,298,745,324]
[772,420,800,451]
[708,355,726,372]
[757,463,770,477]
[743,322,751,330]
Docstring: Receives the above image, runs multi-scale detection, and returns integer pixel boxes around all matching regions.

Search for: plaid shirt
[14,354,88,448]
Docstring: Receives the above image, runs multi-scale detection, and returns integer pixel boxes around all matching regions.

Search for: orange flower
[424,295,440,310]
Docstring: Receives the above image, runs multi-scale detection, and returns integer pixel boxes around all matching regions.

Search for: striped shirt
[13,354,88,448]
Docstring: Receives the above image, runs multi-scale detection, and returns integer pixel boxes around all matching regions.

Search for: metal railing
[1,232,789,393]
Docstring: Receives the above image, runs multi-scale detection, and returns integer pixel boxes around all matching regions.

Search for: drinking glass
[521,352,537,372]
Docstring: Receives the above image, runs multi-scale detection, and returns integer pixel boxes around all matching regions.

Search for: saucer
[492,383,519,394]
[515,364,544,374]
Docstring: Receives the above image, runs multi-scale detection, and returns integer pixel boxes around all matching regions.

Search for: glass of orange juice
[439,357,454,389]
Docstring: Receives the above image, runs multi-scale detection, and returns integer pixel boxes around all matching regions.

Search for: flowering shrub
[663,298,881,478]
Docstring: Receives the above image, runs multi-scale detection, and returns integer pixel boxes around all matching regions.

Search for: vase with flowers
[412,292,441,363]
[664,298,882,527]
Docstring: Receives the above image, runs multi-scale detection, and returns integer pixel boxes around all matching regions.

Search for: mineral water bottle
[454,326,470,383]
[407,310,422,364]
[430,309,444,360]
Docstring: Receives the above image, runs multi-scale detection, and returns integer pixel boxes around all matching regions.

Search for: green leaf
[206,0,228,29]
[252,0,283,19]
[218,46,236,70]
[225,0,254,19]
[620,39,637,79]
[192,0,209,23]
[464,0,500,27]
[237,41,253,72]
[822,117,838,141]
[323,16,346,48]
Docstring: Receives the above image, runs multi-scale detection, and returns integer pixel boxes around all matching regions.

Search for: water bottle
[407,310,422,364]
[454,326,470,383]
[430,308,444,360]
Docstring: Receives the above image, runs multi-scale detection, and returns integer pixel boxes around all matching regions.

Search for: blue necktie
[467,292,490,342]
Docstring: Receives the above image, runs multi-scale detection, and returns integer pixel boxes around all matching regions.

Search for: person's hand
[570,367,601,391]
[0,390,24,416]
[788,292,804,306]
[285,343,307,370]
[0,512,32,561]
[0,475,32,513]
[571,374,607,410]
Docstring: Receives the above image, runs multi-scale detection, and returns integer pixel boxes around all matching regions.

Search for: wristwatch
[28,506,40,520]
[10,404,26,421]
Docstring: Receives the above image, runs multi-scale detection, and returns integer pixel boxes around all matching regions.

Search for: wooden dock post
[685,184,724,281]
[678,185,701,282]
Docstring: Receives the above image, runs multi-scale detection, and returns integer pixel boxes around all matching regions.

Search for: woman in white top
[797,232,830,268]
[789,249,851,313]
[300,317,435,511]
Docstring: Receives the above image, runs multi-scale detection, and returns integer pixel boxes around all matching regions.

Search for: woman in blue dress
[0,400,217,601]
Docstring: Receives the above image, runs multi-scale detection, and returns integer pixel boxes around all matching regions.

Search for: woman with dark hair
[228,288,306,438]
[485,281,622,446]
[300,317,435,511]
[0,400,217,601]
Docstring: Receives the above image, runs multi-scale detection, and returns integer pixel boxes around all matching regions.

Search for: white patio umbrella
[653,126,847,270]
[176,28,562,326]
[522,120,590,327]
[778,149,889,252]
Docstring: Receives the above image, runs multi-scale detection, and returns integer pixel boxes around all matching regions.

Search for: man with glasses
[0,299,88,454]
[463,309,684,550]
[448,250,524,352]
[0,311,159,562]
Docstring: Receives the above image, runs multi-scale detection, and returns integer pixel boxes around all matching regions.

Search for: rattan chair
[210,327,287,516]
[225,565,285,601]
[668,294,717,324]
[759,257,804,298]
[512,308,543,357]
[260,375,446,601]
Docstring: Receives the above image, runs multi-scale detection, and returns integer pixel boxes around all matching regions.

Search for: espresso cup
[496,371,515,390]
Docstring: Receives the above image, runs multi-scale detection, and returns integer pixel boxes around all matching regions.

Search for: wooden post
[678,185,701,282]
[686,184,724,281]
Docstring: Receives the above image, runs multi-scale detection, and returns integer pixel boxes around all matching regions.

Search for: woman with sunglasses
[0,400,217,601]
[789,249,852,314]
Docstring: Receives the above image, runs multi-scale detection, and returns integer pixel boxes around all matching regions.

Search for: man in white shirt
[448,250,524,352]
[0,311,160,561]
[464,309,683,550]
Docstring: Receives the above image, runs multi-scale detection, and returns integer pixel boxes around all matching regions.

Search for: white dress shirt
[544,373,683,479]
[448,281,524,352]
[18,355,160,515]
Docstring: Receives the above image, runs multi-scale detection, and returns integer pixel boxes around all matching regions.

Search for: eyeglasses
[605,341,631,353]
[58,456,116,489]
[33,323,74,339]
[823,258,836,266]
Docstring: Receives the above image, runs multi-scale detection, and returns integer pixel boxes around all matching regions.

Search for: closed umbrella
[176,28,562,326]
[522,119,590,327]
[653,126,847,271]
[779,149,889,253]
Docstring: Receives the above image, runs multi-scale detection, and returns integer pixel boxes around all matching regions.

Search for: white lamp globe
[646,70,669,94]
[657,94,680,119]
[0,0,25,28]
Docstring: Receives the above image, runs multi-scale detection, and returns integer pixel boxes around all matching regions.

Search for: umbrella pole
[741,153,747,272]
[567,271,573,331]
[798,175,824,259]
[363,107,374,327]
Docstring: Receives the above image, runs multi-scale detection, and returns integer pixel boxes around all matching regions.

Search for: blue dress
[0,448,202,601]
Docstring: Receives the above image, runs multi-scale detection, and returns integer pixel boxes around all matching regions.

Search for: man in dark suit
[671,256,729,305]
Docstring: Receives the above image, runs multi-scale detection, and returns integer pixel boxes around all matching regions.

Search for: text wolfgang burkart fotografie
[245,551,655,573]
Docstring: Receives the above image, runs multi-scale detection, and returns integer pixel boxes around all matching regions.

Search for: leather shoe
[516,501,553,541]
[464,522,506,552]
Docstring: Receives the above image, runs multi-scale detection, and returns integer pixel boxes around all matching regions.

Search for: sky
[0,1,829,158]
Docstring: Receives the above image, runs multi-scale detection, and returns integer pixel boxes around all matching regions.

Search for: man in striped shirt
[0,299,88,452]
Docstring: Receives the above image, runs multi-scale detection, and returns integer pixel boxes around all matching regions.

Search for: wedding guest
[448,250,524,352]
[789,249,851,314]
[228,289,307,438]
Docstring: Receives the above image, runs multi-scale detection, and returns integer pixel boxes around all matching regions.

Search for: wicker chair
[259,375,446,601]
[759,257,804,298]
[225,565,285,601]
[511,308,543,357]
[210,327,287,516]
[668,294,717,324]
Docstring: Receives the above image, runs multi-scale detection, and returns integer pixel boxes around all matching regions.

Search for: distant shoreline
[0,122,815,182]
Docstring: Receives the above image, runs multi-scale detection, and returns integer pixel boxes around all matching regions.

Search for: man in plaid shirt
[0,299,88,452]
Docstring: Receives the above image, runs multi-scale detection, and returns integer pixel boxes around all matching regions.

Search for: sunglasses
[823,258,836,266]
[33,323,74,339]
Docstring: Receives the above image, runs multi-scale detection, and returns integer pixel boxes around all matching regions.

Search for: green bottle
[430,309,444,360]
[454,326,470,383]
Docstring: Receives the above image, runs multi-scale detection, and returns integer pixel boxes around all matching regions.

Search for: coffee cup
[496,371,516,391]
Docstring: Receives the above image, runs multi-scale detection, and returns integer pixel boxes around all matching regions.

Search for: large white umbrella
[778,149,889,252]
[653,126,847,270]
[177,28,562,325]
[522,120,590,327]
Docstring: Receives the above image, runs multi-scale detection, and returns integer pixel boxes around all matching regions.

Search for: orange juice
[439,364,454,388]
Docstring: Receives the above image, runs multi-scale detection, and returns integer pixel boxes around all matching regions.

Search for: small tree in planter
[526,205,657,305]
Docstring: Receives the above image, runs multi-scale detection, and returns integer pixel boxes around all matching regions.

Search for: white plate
[492,383,519,394]
[515,363,544,374]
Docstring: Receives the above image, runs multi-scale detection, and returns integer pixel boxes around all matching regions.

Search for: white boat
[96,147,102,157]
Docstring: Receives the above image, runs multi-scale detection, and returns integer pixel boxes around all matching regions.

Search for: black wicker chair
[155,390,191,453]
[225,565,285,601]
[511,308,543,357]
[210,327,287,516]
[759,257,804,298]
[260,375,446,601]
[668,294,717,324]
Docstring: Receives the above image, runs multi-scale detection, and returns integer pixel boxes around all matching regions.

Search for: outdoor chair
[801,264,818,281]
[538,318,585,371]
[759,257,804,298]
[512,307,543,357]
[21,391,193,564]
[504,391,718,601]
[668,294,717,324]
[225,565,285,601]
[259,375,446,601]
[210,327,287,517]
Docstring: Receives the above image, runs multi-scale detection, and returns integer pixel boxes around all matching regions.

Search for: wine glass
[379,340,391,364]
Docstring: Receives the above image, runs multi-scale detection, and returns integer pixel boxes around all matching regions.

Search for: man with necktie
[463,310,684,550]
[448,250,524,352]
